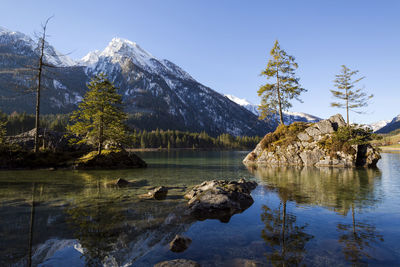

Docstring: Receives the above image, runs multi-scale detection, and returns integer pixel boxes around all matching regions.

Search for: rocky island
[244,114,381,168]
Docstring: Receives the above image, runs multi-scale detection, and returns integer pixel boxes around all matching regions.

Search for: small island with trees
[245,40,380,168]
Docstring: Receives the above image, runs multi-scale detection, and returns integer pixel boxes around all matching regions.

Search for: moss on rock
[260,122,310,151]
[73,149,147,170]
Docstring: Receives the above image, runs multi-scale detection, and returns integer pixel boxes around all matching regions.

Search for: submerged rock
[115,178,130,186]
[73,150,147,170]
[139,186,169,200]
[184,179,257,222]
[154,259,200,267]
[169,235,192,253]
[243,114,381,168]
[105,178,149,188]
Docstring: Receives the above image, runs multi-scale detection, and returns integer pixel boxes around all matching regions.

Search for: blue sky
[1,0,399,123]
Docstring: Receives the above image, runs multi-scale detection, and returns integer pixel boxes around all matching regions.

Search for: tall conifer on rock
[67,74,127,154]
[258,40,306,125]
[330,65,373,126]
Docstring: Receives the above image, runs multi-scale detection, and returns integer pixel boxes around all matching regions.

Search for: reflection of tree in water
[249,166,382,214]
[337,204,384,265]
[261,189,313,266]
[252,166,384,266]
[66,181,125,266]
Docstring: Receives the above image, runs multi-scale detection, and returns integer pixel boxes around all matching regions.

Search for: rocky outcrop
[154,259,200,267]
[243,114,381,168]
[73,150,147,169]
[169,235,192,253]
[184,179,257,222]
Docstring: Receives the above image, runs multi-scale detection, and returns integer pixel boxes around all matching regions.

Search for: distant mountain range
[225,94,321,125]
[370,115,400,133]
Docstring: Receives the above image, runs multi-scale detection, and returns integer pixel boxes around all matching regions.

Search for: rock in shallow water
[139,186,169,200]
[184,179,257,222]
[169,234,192,253]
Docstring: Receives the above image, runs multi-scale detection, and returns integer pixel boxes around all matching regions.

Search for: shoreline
[379,147,400,153]
[127,148,251,152]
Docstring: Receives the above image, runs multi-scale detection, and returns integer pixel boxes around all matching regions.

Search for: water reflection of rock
[249,166,382,215]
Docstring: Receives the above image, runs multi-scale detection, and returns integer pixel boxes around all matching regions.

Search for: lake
[1,151,400,266]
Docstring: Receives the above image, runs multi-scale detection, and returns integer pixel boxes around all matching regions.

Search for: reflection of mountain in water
[65,180,195,267]
[0,171,197,266]
[249,166,382,215]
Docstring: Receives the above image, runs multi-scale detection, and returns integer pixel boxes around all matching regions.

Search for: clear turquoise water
[0,151,400,266]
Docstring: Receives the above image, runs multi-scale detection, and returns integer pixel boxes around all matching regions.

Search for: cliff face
[243,114,381,168]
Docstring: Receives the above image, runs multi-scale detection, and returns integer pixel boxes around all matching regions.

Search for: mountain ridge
[0,27,269,136]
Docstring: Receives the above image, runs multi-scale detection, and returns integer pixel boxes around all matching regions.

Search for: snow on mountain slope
[366,120,391,132]
[375,114,400,133]
[80,38,193,81]
[225,94,321,124]
[225,94,259,115]
[0,26,75,67]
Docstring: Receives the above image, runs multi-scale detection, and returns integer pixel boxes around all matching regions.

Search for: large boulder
[184,179,257,222]
[243,114,380,168]
[73,150,147,169]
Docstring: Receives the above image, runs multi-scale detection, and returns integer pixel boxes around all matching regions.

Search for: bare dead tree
[33,16,54,152]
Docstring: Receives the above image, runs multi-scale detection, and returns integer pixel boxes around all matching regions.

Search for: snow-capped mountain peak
[80,50,101,66]
[102,37,154,62]
[225,94,252,106]
[80,37,194,81]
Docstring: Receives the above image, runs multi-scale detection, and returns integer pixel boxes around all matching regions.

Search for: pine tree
[258,40,306,125]
[67,74,127,154]
[330,65,373,126]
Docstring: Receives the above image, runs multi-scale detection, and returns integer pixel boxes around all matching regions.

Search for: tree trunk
[98,115,103,155]
[346,88,349,127]
[281,200,287,266]
[276,67,284,125]
[27,183,36,267]
[34,37,45,153]
[352,204,356,236]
